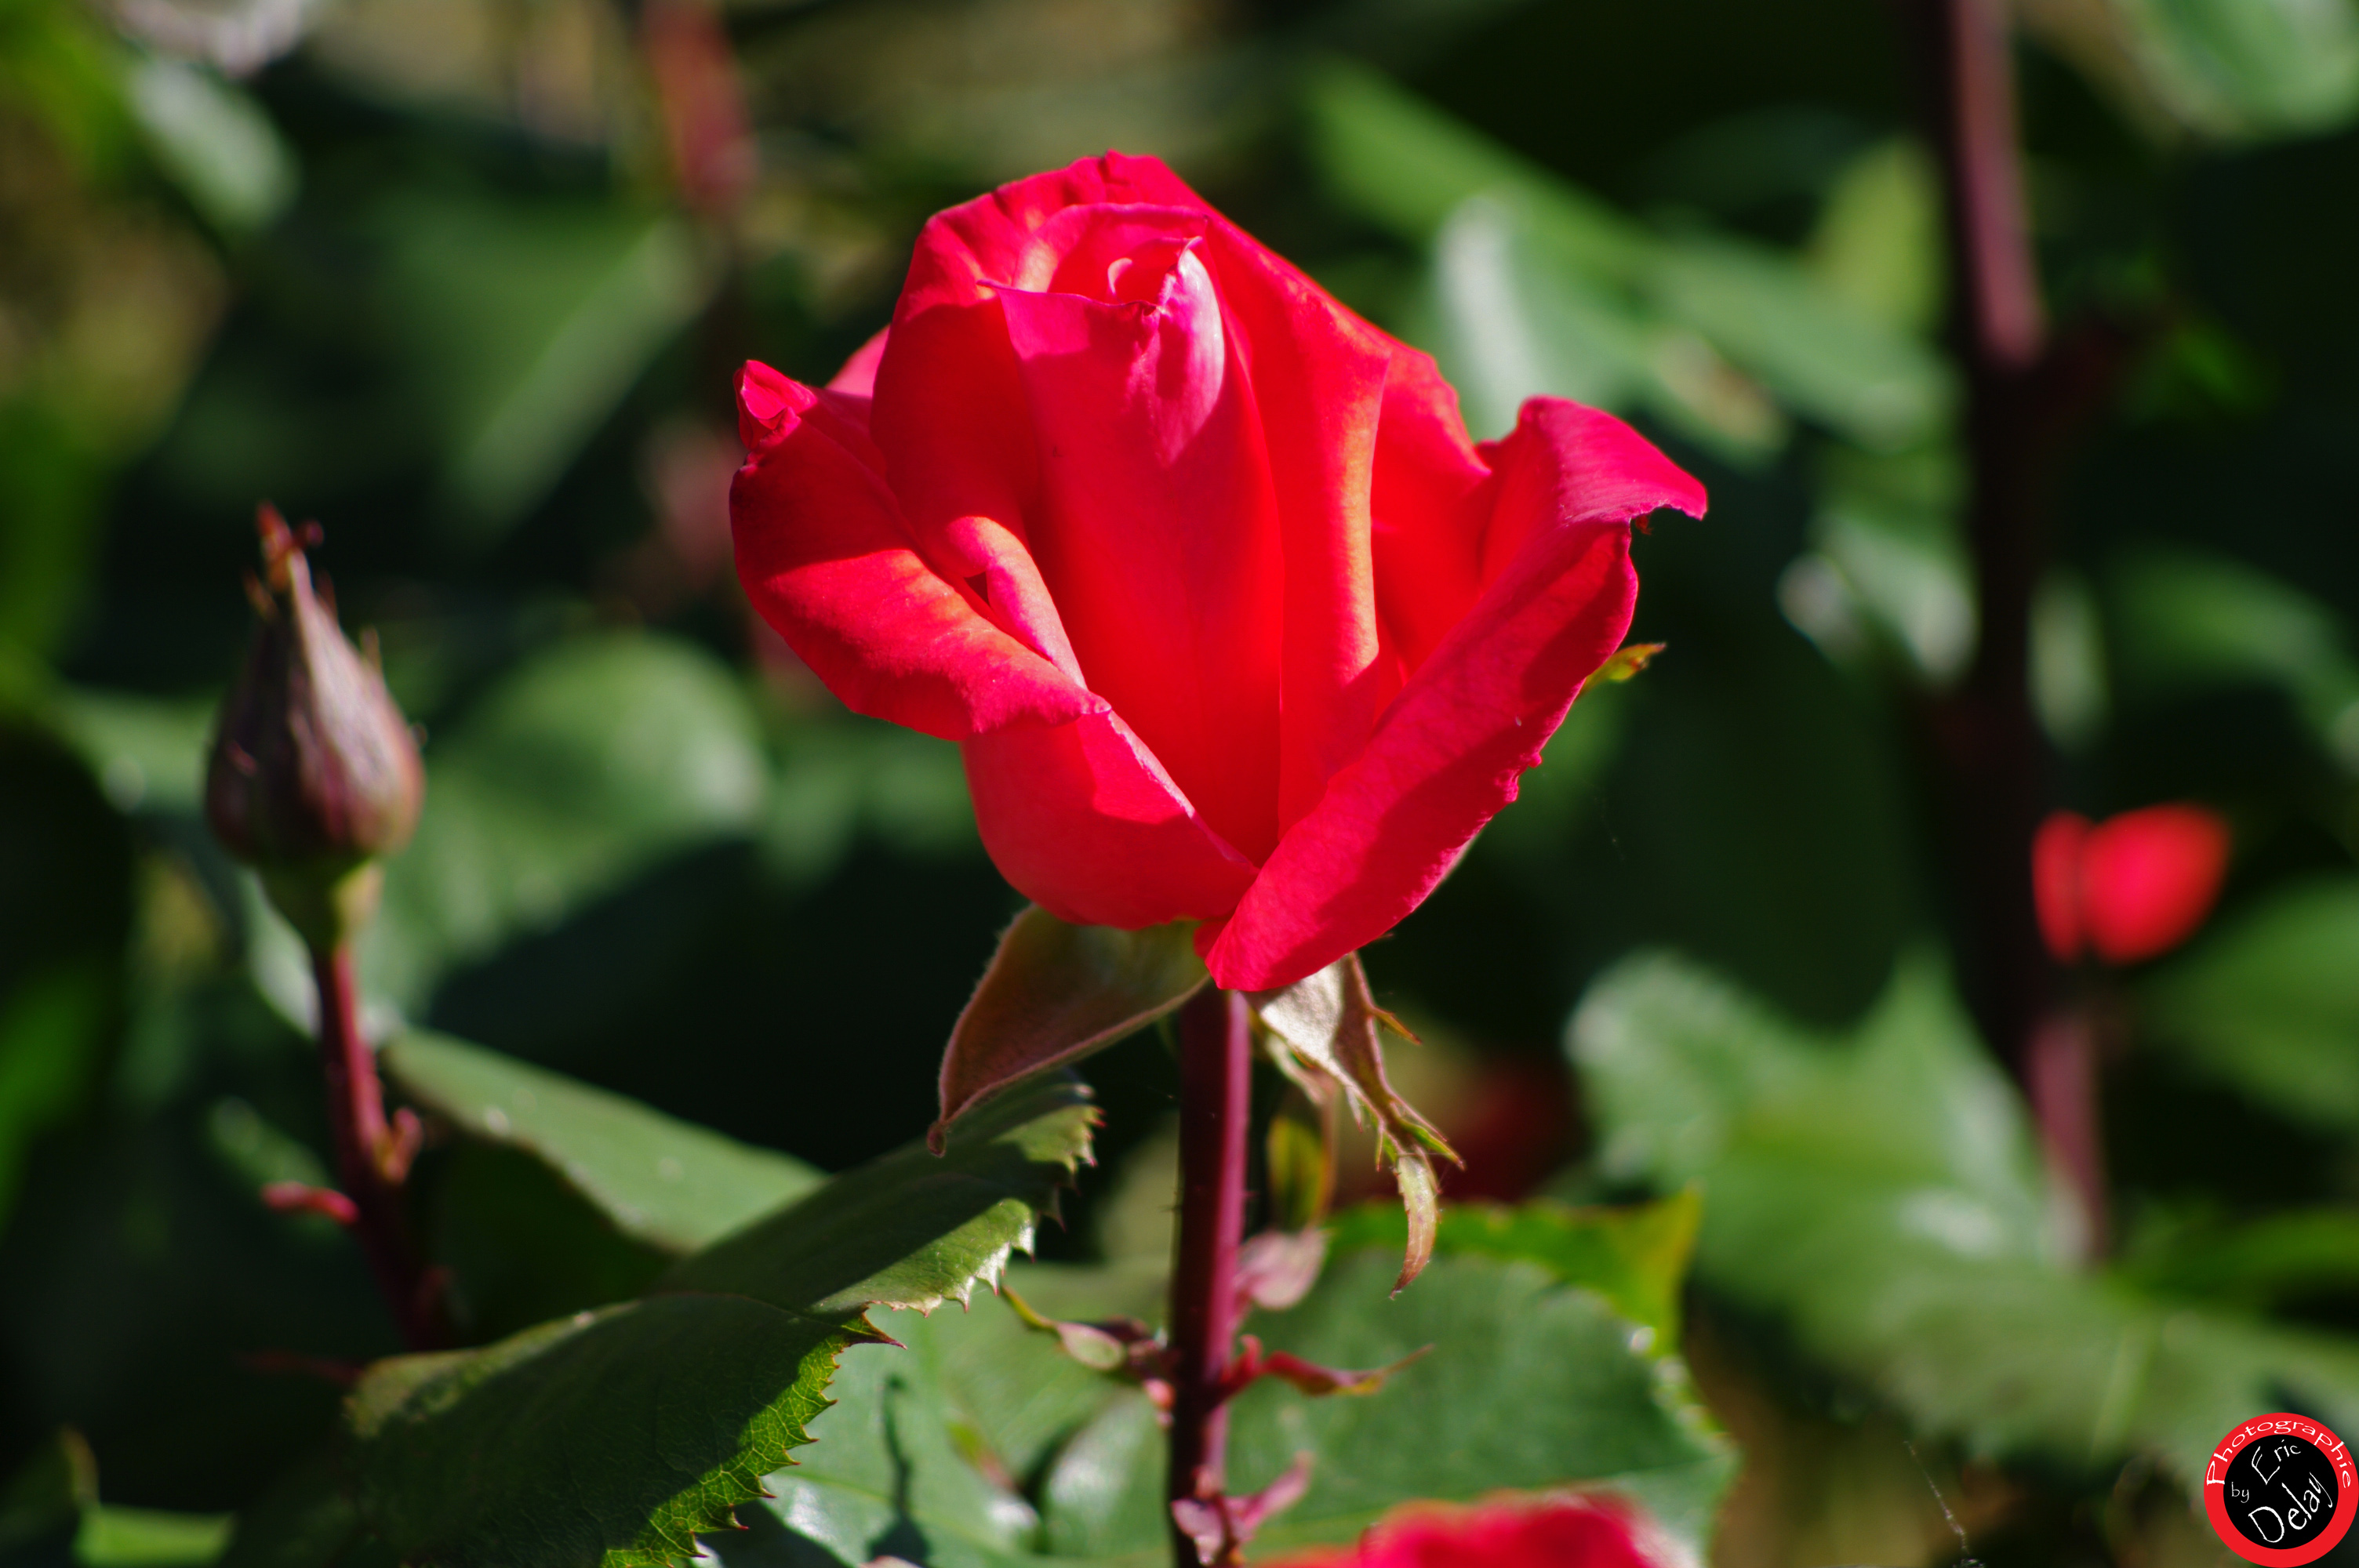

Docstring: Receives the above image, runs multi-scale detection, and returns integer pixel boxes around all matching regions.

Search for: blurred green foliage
[6,0,2359,1561]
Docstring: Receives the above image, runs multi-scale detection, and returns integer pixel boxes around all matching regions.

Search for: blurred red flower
[1259,1497,1664,1568]
[729,152,1705,991]
[2034,804,2231,965]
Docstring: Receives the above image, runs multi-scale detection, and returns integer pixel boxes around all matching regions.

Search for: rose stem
[1168,985,1253,1566]
[311,943,444,1348]
[1915,0,2106,1250]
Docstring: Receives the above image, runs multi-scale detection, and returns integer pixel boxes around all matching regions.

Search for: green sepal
[932,906,1206,1149]
[1252,953,1456,1294]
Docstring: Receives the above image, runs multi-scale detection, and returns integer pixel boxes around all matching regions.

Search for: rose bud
[1259,1496,1668,1568]
[205,505,423,950]
[2033,803,2230,966]
[730,153,1706,991]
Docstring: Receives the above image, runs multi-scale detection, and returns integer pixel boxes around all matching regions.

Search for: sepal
[1251,952,1458,1293]
[1001,1283,1176,1411]
[934,906,1208,1150]
[1595,641,1666,681]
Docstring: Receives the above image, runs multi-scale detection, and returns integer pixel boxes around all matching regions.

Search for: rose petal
[1202,398,1706,991]
[730,361,1103,741]
[962,710,1258,929]
[867,303,1089,690]
[994,230,1286,862]
[1369,346,1492,675]
[1198,218,1396,831]
[895,152,1203,321]
[2081,803,2231,964]
[2033,810,2090,963]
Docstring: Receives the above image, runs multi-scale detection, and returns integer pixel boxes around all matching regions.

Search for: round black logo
[2207,1414,2356,1566]
[2224,1434,2339,1552]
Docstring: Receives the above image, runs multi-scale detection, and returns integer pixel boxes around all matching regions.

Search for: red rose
[730,153,1705,990]
[2034,803,2232,965]
[1259,1497,1666,1568]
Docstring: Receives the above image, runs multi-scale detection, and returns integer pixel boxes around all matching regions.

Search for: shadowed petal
[963,710,1258,930]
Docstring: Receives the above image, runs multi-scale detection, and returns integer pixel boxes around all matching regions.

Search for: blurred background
[4,0,2359,1560]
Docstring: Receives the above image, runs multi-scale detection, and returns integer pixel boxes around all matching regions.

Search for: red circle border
[2206,1413,2357,1566]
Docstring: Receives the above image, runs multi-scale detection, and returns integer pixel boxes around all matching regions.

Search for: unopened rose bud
[205,505,423,951]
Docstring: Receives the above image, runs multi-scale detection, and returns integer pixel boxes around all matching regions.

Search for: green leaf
[934,906,1205,1145]
[422,1142,674,1341]
[383,1031,827,1338]
[384,1029,822,1255]
[713,1298,1083,1568]
[2108,548,2359,767]
[1647,231,1952,452]
[1028,1250,1734,1563]
[712,1243,1732,1568]
[1301,59,1645,270]
[1778,442,1973,687]
[759,717,978,888]
[1227,1250,1733,1558]
[1307,61,1949,458]
[75,1504,235,1566]
[123,55,296,234]
[2021,0,2359,142]
[0,1428,95,1553]
[376,196,715,539]
[934,1265,1168,1485]
[1578,953,2052,1233]
[0,1430,232,1566]
[1418,186,1787,459]
[1572,949,2359,1483]
[0,962,107,1229]
[351,1298,869,1568]
[226,1079,1096,1568]
[48,686,216,814]
[1805,139,1943,338]
[1323,1188,1703,1354]
[2143,878,2359,1134]
[213,1457,391,1568]
[1303,62,1783,457]
[670,1076,1100,1316]
[344,632,769,1015]
[2124,1205,2359,1309]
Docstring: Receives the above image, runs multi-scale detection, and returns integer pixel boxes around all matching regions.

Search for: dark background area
[5,0,2359,1560]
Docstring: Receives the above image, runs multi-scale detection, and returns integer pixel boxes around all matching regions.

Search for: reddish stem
[1928,0,2044,373]
[1168,987,1253,1567]
[1914,0,2112,1247]
[2026,1008,2108,1255]
[311,945,444,1348]
[1920,0,2052,1058]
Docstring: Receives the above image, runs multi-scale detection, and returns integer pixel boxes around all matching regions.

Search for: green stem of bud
[262,862,384,956]
[311,942,445,1349]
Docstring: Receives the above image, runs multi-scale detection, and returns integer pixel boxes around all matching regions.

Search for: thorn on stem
[1171,1452,1316,1566]
[261,1181,358,1226]
[238,1349,365,1387]
[379,1106,424,1185]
